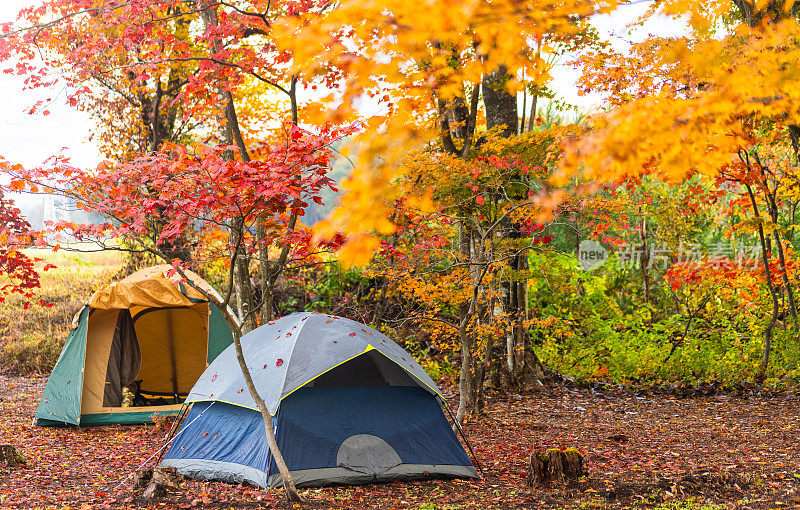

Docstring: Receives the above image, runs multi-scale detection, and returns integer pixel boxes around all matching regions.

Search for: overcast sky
[0,1,683,171]
[0,0,101,169]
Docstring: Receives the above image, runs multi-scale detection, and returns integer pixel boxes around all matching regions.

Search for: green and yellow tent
[35,265,235,426]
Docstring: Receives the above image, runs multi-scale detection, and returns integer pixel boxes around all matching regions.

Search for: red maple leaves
[4,125,345,266]
[0,191,50,307]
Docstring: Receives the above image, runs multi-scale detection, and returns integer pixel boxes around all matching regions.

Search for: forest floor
[2,376,800,510]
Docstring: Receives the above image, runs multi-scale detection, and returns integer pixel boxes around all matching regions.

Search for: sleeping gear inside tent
[35,265,235,426]
[160,312,479,487]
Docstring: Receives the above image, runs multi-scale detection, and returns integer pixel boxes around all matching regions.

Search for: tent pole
[442,400,484,479]
[113,401,215,492]
[168,310,178,401]
[153,403,190,467]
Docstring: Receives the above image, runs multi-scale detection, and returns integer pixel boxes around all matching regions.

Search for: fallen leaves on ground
[2,375,800,509]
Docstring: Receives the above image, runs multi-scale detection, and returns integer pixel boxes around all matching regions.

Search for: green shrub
[529,251,800,387]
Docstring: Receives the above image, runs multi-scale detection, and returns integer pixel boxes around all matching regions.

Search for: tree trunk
[266,211,299,320]
[527,452,547,486]
[456,222,475,424]
[475,333,491,414]
[258,225,269,323]
[199,3,301,501]
[0,445,25,467]
[639,217,651,305]
[231,229,256,333]
[513,254,528,379]
[789,125,800,162]
[482,65,518,137]
[143,63,192,264]
[773,231,797,325]
[230,328,302,501]
[745,183,779,385]
[483,64,547,389]
[456,316,474,423]
[526,39,542,133]
[526,448,585,486]
[259,79,301,324]
[484,61,518,387]
[765,183,799,325]
[506,275,516,376]
[732,0,799,27]
[141,466,182,500]
[756,234,777,386]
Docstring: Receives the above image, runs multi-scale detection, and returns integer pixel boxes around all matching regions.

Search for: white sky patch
[548,0,689,114]
[0,0,101,170]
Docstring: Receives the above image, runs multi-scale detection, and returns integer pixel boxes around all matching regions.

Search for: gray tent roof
[187,312,443,414]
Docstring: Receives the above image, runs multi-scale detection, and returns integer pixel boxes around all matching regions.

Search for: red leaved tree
[1,1,355,500]
[0,189,47,306]
[6,124,343,501]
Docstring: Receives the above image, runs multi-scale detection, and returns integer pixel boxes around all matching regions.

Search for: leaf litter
[2,375,800,509]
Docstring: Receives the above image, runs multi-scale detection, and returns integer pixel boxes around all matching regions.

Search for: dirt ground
[2,375,800,509]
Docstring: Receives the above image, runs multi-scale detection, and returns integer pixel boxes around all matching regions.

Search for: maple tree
[265,0,627,424]
[0,0,357,500]
[351,126,577,422]
[0,0,636,436]
[714,134,800,383]
[560,0,800,383]
[266,0,622,420]
[9,0,800,507]
[271,0,622,263]
[0,0,340,261]
[0,188,46,306]
[566,1,800,180]
[5,125,342,500]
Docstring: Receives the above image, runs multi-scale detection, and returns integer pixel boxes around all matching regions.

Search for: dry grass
[0,248,124,374]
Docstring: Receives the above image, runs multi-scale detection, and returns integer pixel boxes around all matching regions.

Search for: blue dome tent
[160,312,479,487]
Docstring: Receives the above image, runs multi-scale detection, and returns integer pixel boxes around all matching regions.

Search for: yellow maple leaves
[563,9,800,187]
[272,0,621,265]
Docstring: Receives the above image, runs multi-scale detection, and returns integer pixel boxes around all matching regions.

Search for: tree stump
[563,448,585,479]
[546,449,566,483]
[526,448,585,486]
[0,445,26,467]
[133,468,153,489]
[141,466,181,500]
[526,452,548,485]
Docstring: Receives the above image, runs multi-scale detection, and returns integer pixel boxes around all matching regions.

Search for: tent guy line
[111,401,217,492]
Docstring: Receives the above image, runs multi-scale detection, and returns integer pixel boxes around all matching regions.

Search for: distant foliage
[529,251,800,387]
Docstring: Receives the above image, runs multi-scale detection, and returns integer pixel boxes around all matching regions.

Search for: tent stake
[443,401,485,479]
